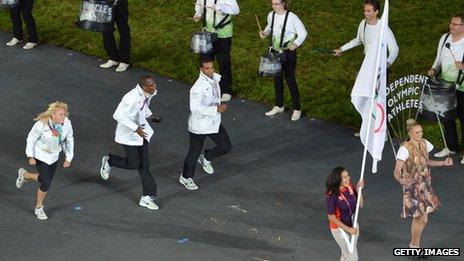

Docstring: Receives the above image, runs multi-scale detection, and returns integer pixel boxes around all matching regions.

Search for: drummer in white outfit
[180,58,232,190]
[17,101,74,220]
[100,75,160,210]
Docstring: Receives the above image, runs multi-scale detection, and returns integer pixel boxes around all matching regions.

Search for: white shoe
[179,174,198,190]
[461,156,464,165]
[197,154,214,174]
[115,62,129,72]
[99,60,119,69]
[6,37,22,46]
[34,206,48,220]
[221,93,232,102]
[22,42,37,50]
[16,168,27,188]
[100,155,111,180]
[265,106,285,116]
[354,132,360,137]
[139,195,159,210]
[291,110,301,121]
[434,148,456,158]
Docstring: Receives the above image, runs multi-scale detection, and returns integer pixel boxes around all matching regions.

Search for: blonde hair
[34,101,69,123]
[406,118,420,133]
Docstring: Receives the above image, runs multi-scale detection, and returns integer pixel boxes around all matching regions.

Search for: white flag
[351,0,389,173]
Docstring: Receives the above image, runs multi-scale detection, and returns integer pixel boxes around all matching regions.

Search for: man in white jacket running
[100,75,161,210]
[180,58,232,190]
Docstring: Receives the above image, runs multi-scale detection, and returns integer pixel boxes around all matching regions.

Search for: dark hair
[280,0,289,10]
[452,13,464,24]
[198,56,214,69]
[326,167,345,195]
[138,75,155,87]
[364,0,380,11]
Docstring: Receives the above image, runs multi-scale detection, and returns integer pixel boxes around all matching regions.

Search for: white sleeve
[113,97,139,131]
[425,140,434,153]
[432,34,447,70]
[340,20,364,52]
[291,13,307,47]
[386,27,399,65]
[396,146,409,161]
[25,121,44,158]
[190,84,218,116]
[264,12,272,34]
[195,0,203,17]
[216,0,239,15]
[64,120,74,162]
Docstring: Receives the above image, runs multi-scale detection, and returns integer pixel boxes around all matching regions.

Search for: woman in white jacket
[16,101,74,220]
[180,58,232,190]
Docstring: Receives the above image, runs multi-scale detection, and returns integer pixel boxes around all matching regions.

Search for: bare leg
[410,214,428,247]
[24,171,39,181]
[36,189,47,208]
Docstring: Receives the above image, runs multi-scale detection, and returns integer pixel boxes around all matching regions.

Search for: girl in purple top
[326,167,364,261]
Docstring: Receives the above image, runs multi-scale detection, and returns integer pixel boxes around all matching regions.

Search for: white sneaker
[179,174,198,190]
[34,206,48,220]
[434,148,456,158]
[353,132,360,137]
[100,60,119,69]
[22,42,37,50]
[115,62,129,72]
[291,110,301,121]
[197,154,214,174]
[265,106,285,116]
[461,156,464,165]
[221,93,232,102]
[100,155,111,180]
[6,37,22,46]
[139,195,159,210]
[16,168,27,188]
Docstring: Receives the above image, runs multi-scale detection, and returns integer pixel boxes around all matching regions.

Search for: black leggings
[274,49,300,110]
[36,159,57,192]
[200,37,233,95]
[9,0,38,43]
[102,0,131,63]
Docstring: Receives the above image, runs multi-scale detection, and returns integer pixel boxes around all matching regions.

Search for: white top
[340,19,399,65]
[195,0,240,16]
[188,71,222,134]
[264,11,308,48]
[431,33,464,83]
[25,117,74,165]
[396,139,434,161]
[113,85,156,146]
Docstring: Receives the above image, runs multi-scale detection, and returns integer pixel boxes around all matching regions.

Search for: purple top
[326,185,357,228]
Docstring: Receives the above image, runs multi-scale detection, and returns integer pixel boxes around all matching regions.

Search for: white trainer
[197,154,214,174]
[6,37,22,46]
[16,168,27,188]
[100,155,111,180]
[221,93,232,102]
[353,132,360,137]
[22,42,37,50]
[139,196,159,210]
[461,156,464,165]
[434,148,456,158]
[179,174,198,190]
[34,206,48,220]
[115,62,129,72]
[100,60,119,69]
[291,110,301,121]
[265,106,285,116]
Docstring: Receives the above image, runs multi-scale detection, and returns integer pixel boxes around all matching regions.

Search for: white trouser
[331,228,359,261]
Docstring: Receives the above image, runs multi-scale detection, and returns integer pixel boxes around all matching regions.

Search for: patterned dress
[400,140,440,218]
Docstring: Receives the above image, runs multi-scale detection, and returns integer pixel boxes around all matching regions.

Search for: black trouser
[443,90,464,152]
[9,0,38,43]
[36,159,57,192]
[102,0,131,63]
[201,37,233,95]
[182,124,231,179]
[274,49,300,110]
[108,139,157,196]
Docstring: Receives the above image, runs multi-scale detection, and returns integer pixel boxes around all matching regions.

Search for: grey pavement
[0,32,462,261]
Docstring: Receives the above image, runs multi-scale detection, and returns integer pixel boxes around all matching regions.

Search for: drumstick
[255,13,262,32]
[194,3,215,10]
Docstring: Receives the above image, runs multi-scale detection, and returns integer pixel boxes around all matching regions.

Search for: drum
[0,0,19,8]
[258,52,282,77]
[77,0,115,32]
[190,31,214,54]
[418,78,457,121]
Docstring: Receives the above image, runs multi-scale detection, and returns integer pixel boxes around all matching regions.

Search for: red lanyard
[339,186,354,215]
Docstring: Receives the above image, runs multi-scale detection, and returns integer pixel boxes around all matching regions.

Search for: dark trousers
[36,159,57,192]
[443,90,464,151]
[102,1,131,63]
[108,139,157,196]
[274,50,300,110]
[201,37,233,95]
[182,125,231,179]
[9,0,38,43]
